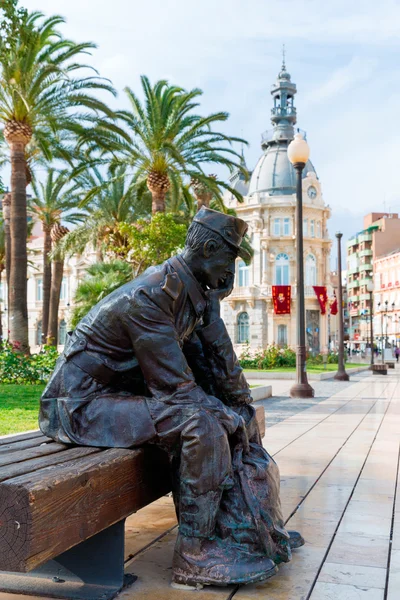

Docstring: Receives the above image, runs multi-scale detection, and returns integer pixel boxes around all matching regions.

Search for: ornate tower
[266,57,297,147]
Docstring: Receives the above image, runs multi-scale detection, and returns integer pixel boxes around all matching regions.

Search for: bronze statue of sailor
[40,207,304,588]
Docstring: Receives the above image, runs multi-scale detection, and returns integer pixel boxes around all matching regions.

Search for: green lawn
[0,385,44,436]
[244,364,369,374]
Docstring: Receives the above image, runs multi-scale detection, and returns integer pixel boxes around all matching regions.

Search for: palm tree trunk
[41,225,52,342]
[9,140,29,352]
[0,269,3,343]
[2,193,11,336]
[151,191,166,214]
[47,258,64,346]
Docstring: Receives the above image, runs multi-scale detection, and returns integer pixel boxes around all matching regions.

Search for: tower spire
[262,56,297,148]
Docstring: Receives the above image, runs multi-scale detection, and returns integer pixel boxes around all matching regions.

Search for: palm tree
[0,217,6,342]
[56,165,149,259]
[0,8,118,351]
[103,76,247,215]
[29,169,84,343]
[47,223,69,346]
[71,261,132,328]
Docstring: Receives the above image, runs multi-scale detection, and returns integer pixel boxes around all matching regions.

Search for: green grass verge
[0,384,44,436]
[244,364,369,374]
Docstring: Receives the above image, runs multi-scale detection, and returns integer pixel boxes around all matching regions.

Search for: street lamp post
[287,132,314,398]
[334,233,349,381]
[367,280,374,366]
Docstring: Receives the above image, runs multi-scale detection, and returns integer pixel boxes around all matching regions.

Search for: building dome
[248,144,316,196]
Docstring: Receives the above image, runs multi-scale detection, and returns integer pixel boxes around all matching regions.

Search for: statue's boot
[288,530,305,549]
[172,534,278,587]
[172,488,277,587]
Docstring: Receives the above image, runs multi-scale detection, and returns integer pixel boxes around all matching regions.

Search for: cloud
[304,56,378,105]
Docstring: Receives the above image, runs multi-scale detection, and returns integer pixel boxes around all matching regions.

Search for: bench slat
[0,436,49,455]
[0,442,68,468]
[0,446,100,483]
[0,445,170,573]
[0,431,43,446]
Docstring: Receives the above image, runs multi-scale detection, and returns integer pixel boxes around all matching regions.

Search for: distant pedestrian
[395,347,400,363]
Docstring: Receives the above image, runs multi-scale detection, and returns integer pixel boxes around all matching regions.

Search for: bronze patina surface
[40,207,303,588]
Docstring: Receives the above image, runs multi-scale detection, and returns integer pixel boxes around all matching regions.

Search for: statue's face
[202,246,237,290]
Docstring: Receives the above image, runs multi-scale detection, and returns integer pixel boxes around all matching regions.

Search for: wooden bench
[0,405,266,600]
[371,364,388,375]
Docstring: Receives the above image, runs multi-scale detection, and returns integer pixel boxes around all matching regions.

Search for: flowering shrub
[239,345,340,370]
[0,343,59,384]
[239,345,296,369]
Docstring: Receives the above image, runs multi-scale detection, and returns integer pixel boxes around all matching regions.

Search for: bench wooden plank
[0,436,49,455]
[0,446,170,573]
[0,431,43,446]
[0,446,100,483]
[0,442,68,468]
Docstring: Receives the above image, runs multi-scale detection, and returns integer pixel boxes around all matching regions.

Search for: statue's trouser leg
[177,409,232,538]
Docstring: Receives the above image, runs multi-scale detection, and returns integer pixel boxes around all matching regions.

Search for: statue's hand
[203,272,234,326]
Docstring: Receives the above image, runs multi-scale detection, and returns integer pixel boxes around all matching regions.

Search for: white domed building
[222,62,332,354]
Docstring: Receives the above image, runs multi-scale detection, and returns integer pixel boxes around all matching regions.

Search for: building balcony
[359,248,372,257]
[359,263,372,272]
[348,294,360,302]
[347,266,360,275]
[360,293,372,301]
[359,277,372,286]
[347,280,360,289]
[358,232,372,243]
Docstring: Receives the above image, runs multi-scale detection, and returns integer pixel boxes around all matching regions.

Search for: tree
[0,217,5,342]
[55,165,150,260]
[0,4,118,351]
[29,168,84,343]
[106,76,247,215]
[71,261,132,328]
[111,212,187,276]
[47,223,69,346]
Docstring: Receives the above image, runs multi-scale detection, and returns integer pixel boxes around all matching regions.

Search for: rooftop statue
[40,207,304,588]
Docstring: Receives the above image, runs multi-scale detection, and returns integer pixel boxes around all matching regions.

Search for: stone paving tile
[310,582,385,599]
[317,563,386,589]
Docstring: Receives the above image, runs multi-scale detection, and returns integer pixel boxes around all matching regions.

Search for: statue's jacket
[40,255,251,448]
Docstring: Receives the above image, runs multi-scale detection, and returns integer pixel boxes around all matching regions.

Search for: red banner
[330,293,338,315]
[313,286,328,314]
[272,285,291,314]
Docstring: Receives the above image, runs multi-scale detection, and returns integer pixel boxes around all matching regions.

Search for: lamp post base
[334,370,349,381]
[290,382,315,398]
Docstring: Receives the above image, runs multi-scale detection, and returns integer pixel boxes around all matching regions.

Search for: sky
[21,0,400,259]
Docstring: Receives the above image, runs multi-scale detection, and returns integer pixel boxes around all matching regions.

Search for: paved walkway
[2,369,399,600]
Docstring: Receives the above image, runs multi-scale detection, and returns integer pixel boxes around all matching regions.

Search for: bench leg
[0,519,136,600]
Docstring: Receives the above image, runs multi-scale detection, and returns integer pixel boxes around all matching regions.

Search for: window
[36,320,42,346]
[238,260,250,287]
[310,220,315,237]
[58,319,67,345]
[303,219,308,236]
[277,324,287,347]
[275,253,290,285]
[36,278,43,302]
[237,312,250,343]
[316,221,321,238]
[283,218,290,236]
[306,254,317,286]
[273,218,280,236]
[60,277,67,301]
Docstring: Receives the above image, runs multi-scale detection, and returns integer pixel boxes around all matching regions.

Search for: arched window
[237,312,250,343]
[238,260,250,287]
[59,319,67,346]
[275,253,289,285]
[278,324,287,347]
[36,320,42,346]
[306,254,317,286]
